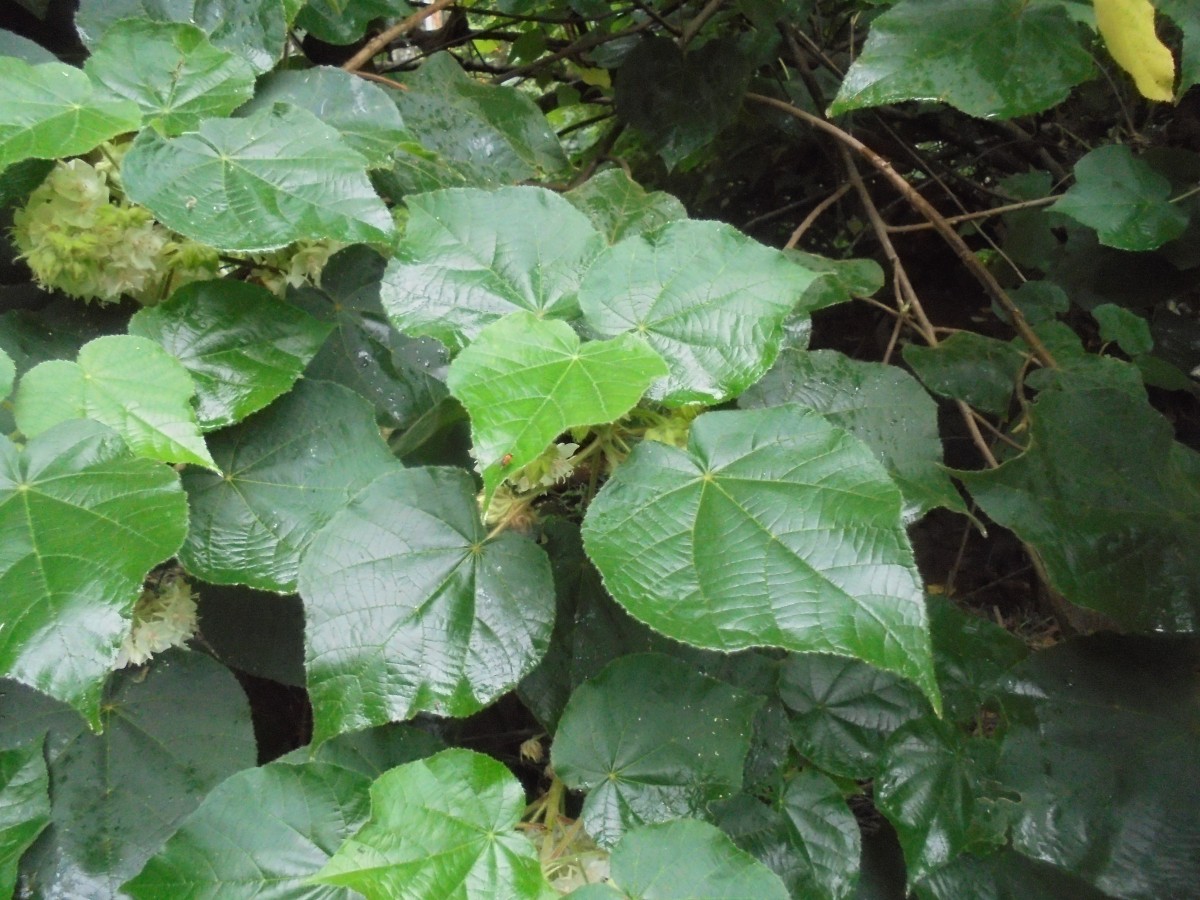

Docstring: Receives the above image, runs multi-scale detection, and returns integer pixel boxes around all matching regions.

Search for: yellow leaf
[1094,0,1177,101]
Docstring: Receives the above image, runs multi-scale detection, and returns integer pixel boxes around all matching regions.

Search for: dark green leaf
[296,0,411,44]
[903,333,1026,417]
[195,585,306,686]
[124,761,371,900]
[0,737,49,898]
[0,420,187,727]
[1053,145,1189,251]
[565,168,688,244]
[128,280,332,431]
[280,723,444,777]
[299,467,555,744]
[1159,0,1200,90]
[0,347,13,402]
[0,651,255,896]
[1091,303,1153,356]
[579,221,818,405]
[313,748,553,899]
[583,407,940,709]
[122,104,394,252]
[927,596,1027,725]
[1005,281,1069,326]
[829,0,1094,118]
[784,251,886,312]
[551,653,762,847]
[740,348,964,519]
[382,186,604,352]
[83,19,256,134]
[915,848,1116,900]
[180,379,399,592]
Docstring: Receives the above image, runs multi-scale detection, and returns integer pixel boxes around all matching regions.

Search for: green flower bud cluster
[250,238,344,295]
[115,577,199,669]
[12,156,219,305]
[642,405,702,448]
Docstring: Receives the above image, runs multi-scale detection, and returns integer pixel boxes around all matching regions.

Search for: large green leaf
[578,221,818,405]
[0,29,56,64]
[299,467,555,744]
[0,738,49,898]
[280,723,445,776]
[565,168,688,245]
[740,348,964,519]
[128,280,332,431]
[447,312,666,505]
[179,379,399,592]
[927,596,1027,725]
[829,0,1094,118]
[124,761,371,900]
[0,651,255,896]
[582,407,940,709]
[0,420,187,727]
[83,19,256,135]
[957,385,1200,632]
[296,0,412,44]
[915,848,1115,900]
[195,585,306,686]
[14,334,216,469]
[241,66,410,167]
[997,635,1200,900]
[1052,145,1189,251]
[902,333,1026,417]
[381,186,605,352]
[122,104,394,253]
[313,748,553,900]
[551,653,762,848]
[0,58,140,171]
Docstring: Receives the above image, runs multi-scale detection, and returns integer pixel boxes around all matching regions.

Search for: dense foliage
[0,0,1197,897]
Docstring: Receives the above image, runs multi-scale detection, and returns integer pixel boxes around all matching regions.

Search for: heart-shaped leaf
[299,467,555,744]
[578,220,818,406]
[14,334,216,469]
[0,737,50,898]
[583,406,940,710]
[447,311,666,504]
[122,104,394,252]
[0,420,187,726]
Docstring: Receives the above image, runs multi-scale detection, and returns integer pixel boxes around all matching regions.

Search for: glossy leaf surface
[280,723,444,777]
[297,0,411,44]
[0,738,50,898]
[927,597,1027,725]
[565,168,688,244]
[583,407,939,708]
[903,333,1026,417]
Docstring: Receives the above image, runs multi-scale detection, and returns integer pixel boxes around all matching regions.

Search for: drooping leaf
[565,168,688,244]
[128,280,332,431]
[0,737,50,898]
[740,348,964,519]
[299,467,555,744]
[957,384,1200,632]
[0,420,188,727]
[83,19,256,134]
[1094,0,1176,101]
[582,407,940,709]
[241,66,410,167]
[829,0,1094,118]
[313,749,554,900]
[1091,303,1153,356]
[179,378,399,592]
[280,723,444,777]
[902,333,1027,417]
[447,311,666,505]
[578,221,818,406]
[927,596,1027,725]
[14,334,216,469]
[784,251,886,313]
[551,653,762,848]
[122,104,394,252]
[0,651,255,896]
[124,761,372,900]
[381,186,605,352]
[1052,145,1189,251]
[0,58,141,171]
[297,0,412,44]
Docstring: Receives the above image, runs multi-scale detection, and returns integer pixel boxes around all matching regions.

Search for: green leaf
[0,651,255,895]
[313,748,553,900]
[615,35,752,169]
[179,378,399,592]
[777,653,927,779]
[582,407,940,710]
[1052,145,1189,251]
[14,334,216,469]
[957,384,1200,632]
[1159,0,1200,90]
[0,737,50,898]
[551,653,762,848]
[740,348,964,519]
[927,596,1027,725]
[196,585,306,686]
[902,333,1027,416]
[83,19,256,135]
[241,66,410,167]
[915,848,1115,900]
[299,467,555,744]
[128,280,332,431]
[447,312,666,505]
[280,723,444,777]
[382,186,605,352]
[0,420,188,726]
[565,168,688,244]
[0,58,140,171]
[1091,303,1153,356]
[579,221,818,406]
[122,104,394,253]
[297,0,412,44]
[997,634,1200,899]
[784,251,886,313]
[598,819,790,900]
[0,347,13,403]
[0,29,56,65]
[830,0,1093,118]
[124,761,372,900]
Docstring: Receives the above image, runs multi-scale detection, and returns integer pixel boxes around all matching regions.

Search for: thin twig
[885,196,1058,233]
[956,400,1000,468]
[342,0,458,72]
[784,183,851,249]
[680,0,724,47]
